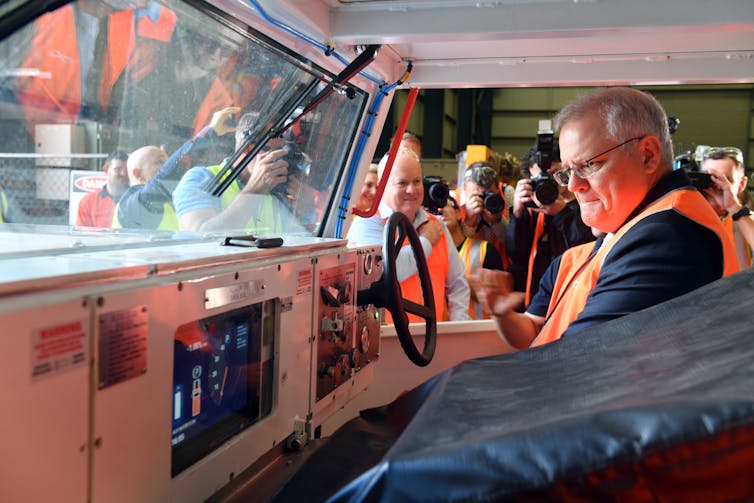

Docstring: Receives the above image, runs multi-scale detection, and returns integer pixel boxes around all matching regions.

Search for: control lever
[221,235,284,248]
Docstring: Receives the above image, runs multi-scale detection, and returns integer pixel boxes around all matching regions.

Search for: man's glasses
[552,136,645,186]
[702,146,744,166]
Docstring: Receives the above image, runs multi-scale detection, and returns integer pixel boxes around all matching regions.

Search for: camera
[528,173,559,206]
[674,151,713,190]
[524,120,560,207]
[479,191,505,214]
[271,141,312,197]
[422,176,450,214]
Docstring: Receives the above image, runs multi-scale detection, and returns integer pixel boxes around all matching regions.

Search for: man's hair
[520,143,561,177]
[378,147,421,179]
[464,161,498,189]
[554,87,673,170]
[106,150,129,165]
[235,111,262,149]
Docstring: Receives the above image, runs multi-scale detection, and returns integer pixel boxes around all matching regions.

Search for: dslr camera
[477,190,505,214]
[272,140,312,197]
[422,175,450,214]
[525,120,559,207]
[674,150,713,190]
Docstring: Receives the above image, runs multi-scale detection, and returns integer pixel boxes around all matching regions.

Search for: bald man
[347,147,470,321]
[112,145,178,229]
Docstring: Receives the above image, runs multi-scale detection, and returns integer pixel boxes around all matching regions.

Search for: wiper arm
[205,45,380,198]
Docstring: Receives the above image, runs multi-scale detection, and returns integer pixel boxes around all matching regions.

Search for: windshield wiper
[205,45,379,197]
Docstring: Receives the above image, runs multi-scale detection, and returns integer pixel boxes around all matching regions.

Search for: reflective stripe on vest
[206,164,282,233]
[534,188,739,347]
[380,211,450,323]
[459,237,489,319]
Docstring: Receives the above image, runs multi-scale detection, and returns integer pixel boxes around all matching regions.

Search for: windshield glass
[0,0,365,251]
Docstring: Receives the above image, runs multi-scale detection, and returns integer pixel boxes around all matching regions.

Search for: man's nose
[568,170,587,192]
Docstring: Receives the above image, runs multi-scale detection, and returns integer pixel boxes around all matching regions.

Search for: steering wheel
[357,212,437,366]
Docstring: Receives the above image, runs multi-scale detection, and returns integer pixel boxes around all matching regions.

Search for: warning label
[32,319,89,381]
[296,269,313,296]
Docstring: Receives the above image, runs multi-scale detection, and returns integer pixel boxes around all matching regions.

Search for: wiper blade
[204,45,380,198]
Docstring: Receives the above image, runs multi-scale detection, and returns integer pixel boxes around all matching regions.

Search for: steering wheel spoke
[403,298,433,320]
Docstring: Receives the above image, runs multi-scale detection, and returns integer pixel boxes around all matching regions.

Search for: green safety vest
[206,163,283,233]
[111,195,179,230]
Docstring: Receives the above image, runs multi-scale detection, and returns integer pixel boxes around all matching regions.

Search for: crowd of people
[349,87,752,353]
[0,2,750,351]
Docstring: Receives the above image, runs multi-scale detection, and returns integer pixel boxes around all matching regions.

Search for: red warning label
[32,319,89,381]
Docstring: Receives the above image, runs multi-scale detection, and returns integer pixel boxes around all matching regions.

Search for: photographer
[173,111,306,234]
[459,161,510,266]
[506,141,595,306]
[700,146,754,269]
[347,147,470,321]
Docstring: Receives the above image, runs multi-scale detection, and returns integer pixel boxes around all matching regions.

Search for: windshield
[0,0,366,250]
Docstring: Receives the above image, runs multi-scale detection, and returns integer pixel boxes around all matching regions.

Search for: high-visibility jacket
[112,199,178,230]
[17,4,175,132]
[534,188,739,347]
[722,214,753,269]
[381,211,450,323]
[206,164,283,233]
[458,237,490,319]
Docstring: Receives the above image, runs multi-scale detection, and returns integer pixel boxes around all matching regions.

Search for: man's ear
[640,135,662,175]
[736,171,748,195]
[133,167,143,183]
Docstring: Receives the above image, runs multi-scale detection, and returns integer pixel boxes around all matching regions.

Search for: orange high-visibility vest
[17,5,175,131]
[533,188,739,347]
[381,211,450,323]
[722,215,753,269]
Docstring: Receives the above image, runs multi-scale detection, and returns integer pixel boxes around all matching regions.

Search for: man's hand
[706,171,743,216]
[209,106,241,137]
[243,149,289,194]
[469,269,524,318]
[512,178,533,218]
[418,217,443,246]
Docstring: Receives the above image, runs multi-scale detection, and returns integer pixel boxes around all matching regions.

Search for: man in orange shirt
[75,150,129,228]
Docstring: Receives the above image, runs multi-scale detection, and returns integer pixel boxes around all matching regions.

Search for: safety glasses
[701,146,744,166]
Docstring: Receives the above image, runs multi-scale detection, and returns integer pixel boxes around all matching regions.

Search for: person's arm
[562,212,723,338]
[470,268,542,349]
[442,224,471,321]
[733,212,754,255]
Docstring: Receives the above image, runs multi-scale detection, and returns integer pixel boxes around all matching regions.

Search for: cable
[246,0,384,86]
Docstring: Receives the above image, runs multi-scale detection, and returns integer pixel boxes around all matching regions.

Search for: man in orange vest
[699,146,753,269]
[13,1,176,134]
[440,196,504,319]
[471,87,739,349]
[347,147,471,321]
[458,161,510,267]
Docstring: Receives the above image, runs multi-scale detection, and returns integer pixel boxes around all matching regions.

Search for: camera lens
[482,192,505,214]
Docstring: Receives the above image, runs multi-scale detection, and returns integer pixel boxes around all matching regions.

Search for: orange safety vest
[381,211,450,323]
[722,215,753,269]
[458,237,490,319]
[17,5,175,132]
[533,188,739,347]
[191,55,262,135]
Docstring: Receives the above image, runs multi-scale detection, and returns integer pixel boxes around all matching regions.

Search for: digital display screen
[171,299,277,476]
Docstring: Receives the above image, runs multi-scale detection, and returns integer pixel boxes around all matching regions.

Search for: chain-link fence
[0,153,108,225]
